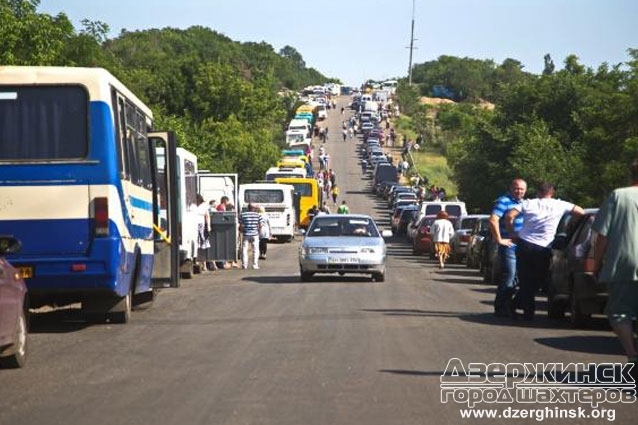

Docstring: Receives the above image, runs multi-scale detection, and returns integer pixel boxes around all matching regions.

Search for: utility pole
[408,0,416,85]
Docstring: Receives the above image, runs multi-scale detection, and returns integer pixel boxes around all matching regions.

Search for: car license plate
[17,266,33,279]
[328,257,358,264]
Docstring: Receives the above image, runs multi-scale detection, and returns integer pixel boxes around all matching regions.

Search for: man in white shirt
[506,182,584,320]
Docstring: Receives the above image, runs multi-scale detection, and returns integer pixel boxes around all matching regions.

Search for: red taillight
[71,264,87,272]
[94,197,109,236]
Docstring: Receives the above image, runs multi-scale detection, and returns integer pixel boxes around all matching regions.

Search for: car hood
[303,236,383,248]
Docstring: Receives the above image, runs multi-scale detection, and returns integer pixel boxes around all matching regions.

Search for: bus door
[149,132,180,288]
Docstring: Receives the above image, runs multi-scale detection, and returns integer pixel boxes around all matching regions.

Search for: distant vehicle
[449,214,490,263]
[239,183,296,243]
[415,201,468,227]
[316,104,328,120]
[466,216,491,269]
[0,236,28,368]
[288,119,312,137]
[373,164,398,193]
[274,177,321,228]
[299,214,392,282]
[265,167,307,181]
[411,215,437,256]
[392,206,419,236]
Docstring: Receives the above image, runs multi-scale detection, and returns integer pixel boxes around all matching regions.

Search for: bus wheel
[109,292,132,324]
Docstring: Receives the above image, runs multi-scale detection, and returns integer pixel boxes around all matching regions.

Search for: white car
[299,214,392,282]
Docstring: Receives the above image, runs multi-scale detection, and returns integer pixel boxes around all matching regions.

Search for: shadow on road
[535,335,622,355]
[243,275,374,284]
[29,308,90,334]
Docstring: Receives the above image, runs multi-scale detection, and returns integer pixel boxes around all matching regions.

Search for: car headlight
[360,247,376,254]
[308,247,329,254]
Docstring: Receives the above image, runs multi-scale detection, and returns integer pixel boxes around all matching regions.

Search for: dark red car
[0,236,28,368]
[412,215,457,258]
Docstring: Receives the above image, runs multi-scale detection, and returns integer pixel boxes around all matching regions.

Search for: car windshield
[460,218,480,230]
[307,217,380,237]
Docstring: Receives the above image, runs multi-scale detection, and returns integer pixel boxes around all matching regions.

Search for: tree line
[1,0,333,182]
[398,52,638,211]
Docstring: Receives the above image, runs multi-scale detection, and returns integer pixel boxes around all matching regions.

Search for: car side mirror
[381,230,393,238]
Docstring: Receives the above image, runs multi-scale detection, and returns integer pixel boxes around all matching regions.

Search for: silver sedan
[298,214,392,282]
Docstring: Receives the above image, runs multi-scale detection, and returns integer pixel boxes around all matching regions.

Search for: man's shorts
[605,281,638,323]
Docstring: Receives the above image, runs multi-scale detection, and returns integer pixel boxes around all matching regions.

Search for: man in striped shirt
[240,203,264,270]
[489,178,527,317]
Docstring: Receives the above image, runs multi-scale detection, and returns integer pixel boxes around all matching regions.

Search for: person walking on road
[431,211,455,269]
[330,184,340,204]
[337,200,349,214]
[239,203,264,270]
[361,158,368,174]
[490,178,527,317]
[592,160,638,369]
[505,182,584,320]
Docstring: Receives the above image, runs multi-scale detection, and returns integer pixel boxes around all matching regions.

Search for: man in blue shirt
[489,178,527,317]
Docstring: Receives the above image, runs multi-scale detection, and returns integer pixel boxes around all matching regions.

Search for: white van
[265,166,307,181]
[288,119,311,137]
[285,129,311,147]
[239,183,296,242]
[415,201,468,224]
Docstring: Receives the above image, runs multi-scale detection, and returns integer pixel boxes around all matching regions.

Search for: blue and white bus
[0,66,180,323]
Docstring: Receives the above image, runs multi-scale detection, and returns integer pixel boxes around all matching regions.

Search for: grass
[408,148,458,198]
[391,115,458,198]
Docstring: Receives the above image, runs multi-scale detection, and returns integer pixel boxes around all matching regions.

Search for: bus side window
[116,95,130,180]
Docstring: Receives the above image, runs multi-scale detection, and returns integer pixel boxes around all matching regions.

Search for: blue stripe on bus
[130,196,153,211]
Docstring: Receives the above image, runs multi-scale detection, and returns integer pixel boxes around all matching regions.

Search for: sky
[38,0,637,86]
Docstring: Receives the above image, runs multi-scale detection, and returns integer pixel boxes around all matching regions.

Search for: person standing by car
[431,211,455,269]
[592,160,638,369]
[239,203,264,270]
[505,182,584,320]
[257,206,271,260]
[490,178,527,317]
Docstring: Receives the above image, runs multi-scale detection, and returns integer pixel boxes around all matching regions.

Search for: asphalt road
[0,99,634,425]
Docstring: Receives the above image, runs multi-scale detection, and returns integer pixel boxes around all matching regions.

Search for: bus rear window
[0,85,88,160]
[244,190,284,203]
